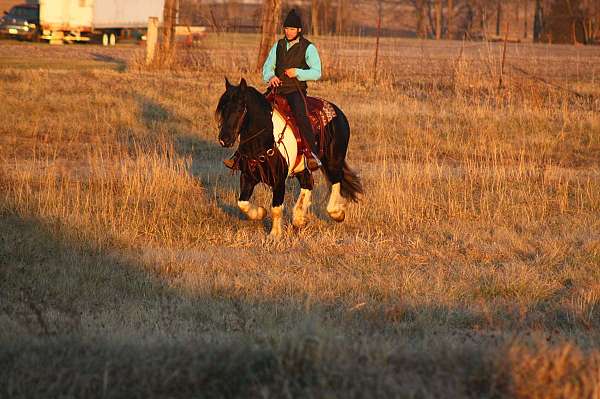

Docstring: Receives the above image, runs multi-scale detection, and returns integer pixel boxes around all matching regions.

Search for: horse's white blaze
[292,188,312,228]
[269,205,284,237]
[238,200,266,220]
[272,110,306,176]
[327,183,347,222]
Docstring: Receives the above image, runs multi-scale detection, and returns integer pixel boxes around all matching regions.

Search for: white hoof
[292,189,312,228]
[238,201,266,220]
[269,205,283,237]
[328,210,345,222]
[327,183,346,223]
[292,215,306,228]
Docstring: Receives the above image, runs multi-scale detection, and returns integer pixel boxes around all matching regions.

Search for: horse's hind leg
[324,158,347,223]
[237,174,266,220]
[327,182,347,222]
[292,170,314,228]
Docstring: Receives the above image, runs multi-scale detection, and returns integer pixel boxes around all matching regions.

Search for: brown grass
[0,36,599,398]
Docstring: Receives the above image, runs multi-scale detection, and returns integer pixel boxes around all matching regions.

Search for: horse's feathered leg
[269,179,286,238]
[238,173,266,220]
[321,105,363,222]
[293,170,314,228]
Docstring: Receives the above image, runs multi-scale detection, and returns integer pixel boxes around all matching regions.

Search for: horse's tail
[340,162,363,202]
[324,161,363,203]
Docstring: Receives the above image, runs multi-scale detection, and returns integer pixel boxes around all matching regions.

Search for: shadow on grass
[134,94,253,222]
[90,53,127,72]
[0,211,598,398]
[0,213,500,398]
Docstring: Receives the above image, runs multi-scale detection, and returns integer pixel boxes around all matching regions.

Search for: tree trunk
[427,1,436,37]
[335,0,344,35]
[447,0,453,39]
[533,0,543,42]
[415,0,426,38]
[312,0,320,36]
[435,0,442,39]
[495,0,502,36]
[162,0,177,52]
[257,0,282,72]
[322,0,331,34]
[374,1,382,82]
[524,0,529,39]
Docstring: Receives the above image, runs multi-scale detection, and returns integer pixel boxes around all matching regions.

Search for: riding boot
[305,142,322,171]
[223,152,239,170]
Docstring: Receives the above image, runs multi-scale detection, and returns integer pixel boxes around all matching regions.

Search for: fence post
[146,17,159,65]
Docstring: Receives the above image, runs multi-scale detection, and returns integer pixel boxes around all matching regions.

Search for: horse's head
[216,77,249,148]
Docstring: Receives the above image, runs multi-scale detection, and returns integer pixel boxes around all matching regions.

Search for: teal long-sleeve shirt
[262,39,322,83]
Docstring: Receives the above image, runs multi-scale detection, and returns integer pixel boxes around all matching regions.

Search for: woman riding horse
[216,78,362,238]
[224,9,322,171]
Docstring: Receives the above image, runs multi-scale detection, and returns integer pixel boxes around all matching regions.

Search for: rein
[239,126,267,146]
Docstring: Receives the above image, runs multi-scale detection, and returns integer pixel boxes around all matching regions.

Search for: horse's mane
[214,84,271,125]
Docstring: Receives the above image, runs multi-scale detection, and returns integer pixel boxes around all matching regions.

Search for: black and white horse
[216,78,362,237]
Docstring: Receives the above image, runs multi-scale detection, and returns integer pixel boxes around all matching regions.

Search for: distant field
[0,36,599,398]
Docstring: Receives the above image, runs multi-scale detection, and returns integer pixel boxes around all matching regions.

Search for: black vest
[275,36,312,95]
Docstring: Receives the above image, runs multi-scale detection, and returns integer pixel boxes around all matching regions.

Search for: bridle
[223,102,269,148]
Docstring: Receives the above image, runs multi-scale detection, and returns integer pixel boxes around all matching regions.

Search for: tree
[410,0,429,38]
[312,0,320,35]
[335,0,345,35]
[162,0,177,52]
[447,0,454,39]
[257,0,282,72]
[495,0,502,36]
[533,0,543,42]
[435,0,443,39]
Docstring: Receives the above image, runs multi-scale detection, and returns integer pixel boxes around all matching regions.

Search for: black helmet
[283,9,302,29]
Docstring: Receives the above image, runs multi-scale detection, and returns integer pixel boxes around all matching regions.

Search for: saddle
[265,91,337,163]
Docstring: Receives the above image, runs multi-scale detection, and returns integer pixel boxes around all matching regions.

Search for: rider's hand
[269,76,282,87]
[284,68,297,78]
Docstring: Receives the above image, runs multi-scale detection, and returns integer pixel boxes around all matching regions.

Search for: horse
[216,78,362,237]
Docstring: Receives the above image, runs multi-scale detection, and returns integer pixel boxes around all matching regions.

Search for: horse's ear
[225,77,232,90]
[239,78,247,91]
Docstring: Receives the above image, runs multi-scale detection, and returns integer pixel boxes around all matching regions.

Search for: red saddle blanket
[265,92,337,156]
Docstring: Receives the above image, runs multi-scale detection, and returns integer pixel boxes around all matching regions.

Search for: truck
[39,0,165,45]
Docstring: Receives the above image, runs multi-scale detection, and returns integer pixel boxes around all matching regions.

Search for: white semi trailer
[39,0,165,45]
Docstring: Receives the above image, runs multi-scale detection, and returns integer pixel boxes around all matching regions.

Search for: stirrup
[306,152,322,171]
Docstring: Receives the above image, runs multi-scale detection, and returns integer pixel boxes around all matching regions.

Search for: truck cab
[0,4,40,41]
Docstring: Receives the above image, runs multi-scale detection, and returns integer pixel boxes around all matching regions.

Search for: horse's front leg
[292,170,314,228]
[269,179,286,238]
[237,173,266,220]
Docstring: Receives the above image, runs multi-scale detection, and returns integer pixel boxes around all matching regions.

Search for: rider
[264,9,322,171]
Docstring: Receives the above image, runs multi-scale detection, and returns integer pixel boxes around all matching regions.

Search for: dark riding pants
[284,90,317,154]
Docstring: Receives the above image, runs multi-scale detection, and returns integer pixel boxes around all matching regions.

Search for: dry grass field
[0,35,599,398]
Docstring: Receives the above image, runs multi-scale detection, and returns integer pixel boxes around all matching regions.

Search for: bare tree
[435,0,442,39]
[335,0,345,35]
[322,0,332,34]
[410,0,429,38]
[524,0,529,39]
[495,0,502,36]
[257,0,282,72]
[162,0,177,52]
[533,0,543,42]
[312,0,320,35]
[447,0,454,39]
